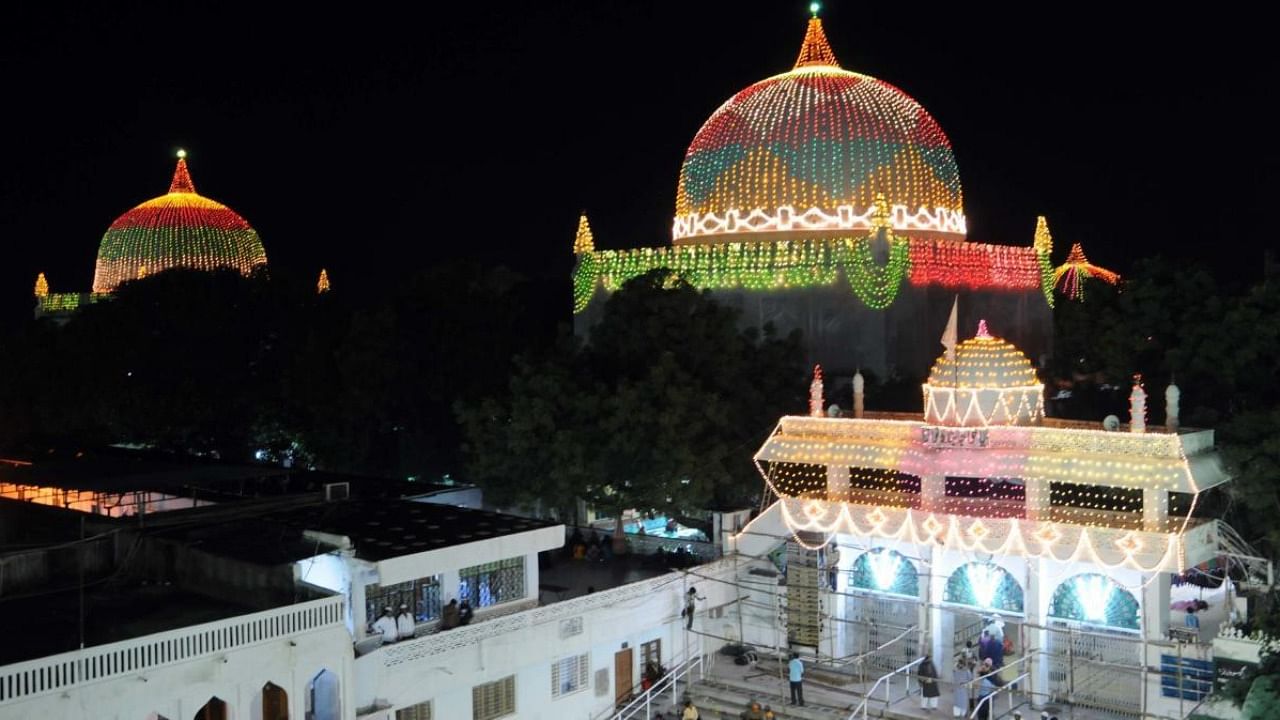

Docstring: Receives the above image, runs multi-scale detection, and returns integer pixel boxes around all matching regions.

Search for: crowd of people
[369,597,476,644]
[568,527,615,562]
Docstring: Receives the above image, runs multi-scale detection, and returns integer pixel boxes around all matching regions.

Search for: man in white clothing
[396,603,415,640]
[372,606,397,644]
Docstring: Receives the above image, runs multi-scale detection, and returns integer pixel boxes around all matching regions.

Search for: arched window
[193,697,228,720]
[262,682,288,720]
[307,669,340,720]
[849,548,919,597]
[1048,573,1140,631]
[944,562,1024,614]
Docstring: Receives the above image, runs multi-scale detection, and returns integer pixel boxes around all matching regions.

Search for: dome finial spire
[794,8,840,68]
[809,1,822,17]
[169,150,196,194]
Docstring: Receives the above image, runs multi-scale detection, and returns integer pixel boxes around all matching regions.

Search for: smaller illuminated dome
[92,152,268,293]
[924,320,1043,426]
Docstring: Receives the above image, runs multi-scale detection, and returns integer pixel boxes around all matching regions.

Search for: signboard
[920,426,990,448]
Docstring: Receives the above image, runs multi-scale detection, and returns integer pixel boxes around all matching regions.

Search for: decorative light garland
[571,235,1050,313]
[1033,216,1056,309]
[317,269,331,294]
[755,415,1203,528]
[1053,243,1119,302]
[92,151,267,292]
[672,12,964,244]
[34,273,48,298]
[775,497,1183,573]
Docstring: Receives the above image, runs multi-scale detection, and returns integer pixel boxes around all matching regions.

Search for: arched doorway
[844,548,922,673]
[943,562,1025,672]
[306,669,340,720]
[194,697,228,720]
[260,682,288,720]
[1045,573,1143,716]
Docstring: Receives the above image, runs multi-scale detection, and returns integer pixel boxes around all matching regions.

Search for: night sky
[3,2,1274,330]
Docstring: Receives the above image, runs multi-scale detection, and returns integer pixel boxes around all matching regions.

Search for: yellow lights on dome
[927,331,1040,389]
[34,272,49,298]
[317,268,331,294]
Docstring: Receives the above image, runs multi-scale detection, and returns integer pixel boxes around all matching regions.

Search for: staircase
[685,674,851,719]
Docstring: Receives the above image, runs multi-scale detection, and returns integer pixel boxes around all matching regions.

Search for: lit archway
[944,562,1024,613]
[193,697,228,720]
[849,548,919,597]
[1048,573,1139,630]
[306,669,340,720]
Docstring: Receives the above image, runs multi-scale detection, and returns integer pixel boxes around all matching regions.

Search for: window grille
[472,675,516,720]
[395,700,432,720]
[551,653,590,698]
[459,557,525,608]
[364,575,443,625]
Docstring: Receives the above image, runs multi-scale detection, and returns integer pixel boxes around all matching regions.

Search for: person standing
[952,652,974,717]
[372,606,397,644]
[788,653,805,706]
[395,603,415,640]
[918,652,940,711]
[458,599,474,626]
[441,599,461,630]
[683,587,705,630]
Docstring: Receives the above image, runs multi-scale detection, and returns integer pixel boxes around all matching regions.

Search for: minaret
[573,212,595,255]
[1165,380,1180,431]
[169,149,196,194]
[794,3,839,68]
[809,365,824,418]
[34,272,49,298]
[317,269,331,294]
[1034,216,1053,257]
[1129,374,1147,433]
[852,369,865,419]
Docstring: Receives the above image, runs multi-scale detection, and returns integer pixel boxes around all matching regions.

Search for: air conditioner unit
[324,482,350,501]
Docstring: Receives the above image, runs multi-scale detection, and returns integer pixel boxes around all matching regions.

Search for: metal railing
[602,652,705,720]
[846,655,924,720]
[968,670,1029,720]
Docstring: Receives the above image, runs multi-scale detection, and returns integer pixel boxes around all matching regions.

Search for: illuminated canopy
[673,12,965,243]
[92,152,268,292]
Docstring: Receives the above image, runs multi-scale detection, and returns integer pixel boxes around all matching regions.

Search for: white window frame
[551,653,590,699]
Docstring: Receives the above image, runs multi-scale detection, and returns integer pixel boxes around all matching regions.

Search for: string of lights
[92,151,267,293]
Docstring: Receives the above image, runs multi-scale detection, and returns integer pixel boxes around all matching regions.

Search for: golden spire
[794,5,840,69]
[34,272,49,298]
[573,212,595,254]
[317,268,331,294]
[1033,216,1053,256]
[169,149,196,194]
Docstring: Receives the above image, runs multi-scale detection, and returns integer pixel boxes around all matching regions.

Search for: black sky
[3,2,1275,329]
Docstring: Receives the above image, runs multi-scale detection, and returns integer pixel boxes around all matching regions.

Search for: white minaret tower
[1165,380,1181,431]
[853,369,865,418]
[809,365,824,418]
[1129,374,1147,433]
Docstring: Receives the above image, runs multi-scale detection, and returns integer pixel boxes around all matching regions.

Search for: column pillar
[826,464,850,503]
[1143,488,1168,532]
[920,474,946,513]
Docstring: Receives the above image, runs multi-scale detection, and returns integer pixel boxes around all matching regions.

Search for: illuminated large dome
[673,13,965,244]
[924,320,1044,427]
[92,152,268,292]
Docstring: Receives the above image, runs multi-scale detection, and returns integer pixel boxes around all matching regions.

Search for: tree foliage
[458,269,805,523]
